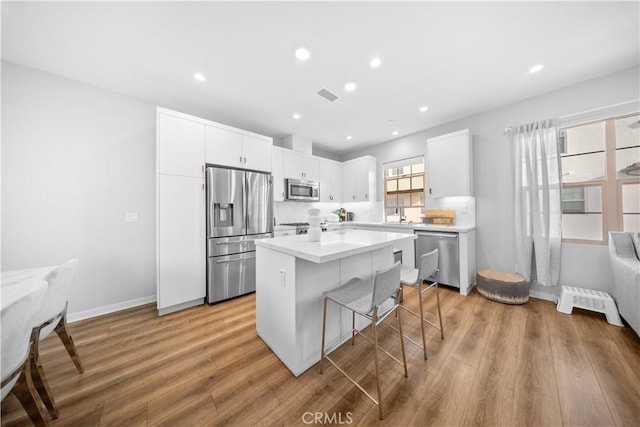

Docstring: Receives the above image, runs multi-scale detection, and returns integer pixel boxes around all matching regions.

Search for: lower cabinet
[157,174,206,314]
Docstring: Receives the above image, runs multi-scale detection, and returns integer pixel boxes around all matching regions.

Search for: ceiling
[2,1,639,154]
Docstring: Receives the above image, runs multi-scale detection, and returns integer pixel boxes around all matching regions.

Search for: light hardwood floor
[2,287,639,426]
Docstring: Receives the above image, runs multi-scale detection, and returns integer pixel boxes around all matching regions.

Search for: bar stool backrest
[1,281,47,400]
[418,249,439,282]
[372,261,402,309]
[36,259,78,338]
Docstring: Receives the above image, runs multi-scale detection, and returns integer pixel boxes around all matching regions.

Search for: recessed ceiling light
[529,64,544,73]
[293,113,301,120]
[419,106,429,112]
[344,82,357,92]
[295,46,311,61]
[346,135,352,140]
[194,73,206,82]
[370,57,381,68]
[392,131,399,136]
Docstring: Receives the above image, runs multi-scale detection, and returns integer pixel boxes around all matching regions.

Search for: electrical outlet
[125,212,139,223]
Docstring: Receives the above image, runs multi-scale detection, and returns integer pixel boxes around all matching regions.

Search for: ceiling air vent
[317,88,339,102]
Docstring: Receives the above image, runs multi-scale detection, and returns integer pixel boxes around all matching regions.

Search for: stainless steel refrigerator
[206,166,273,303]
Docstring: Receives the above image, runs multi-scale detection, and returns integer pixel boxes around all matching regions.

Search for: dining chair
[399,249,444,360]
[320,261,407,420]
[1,280,49,426]
[30,258,82,419]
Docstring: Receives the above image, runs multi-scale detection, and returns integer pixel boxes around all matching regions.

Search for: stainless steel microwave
[285,178,320,201]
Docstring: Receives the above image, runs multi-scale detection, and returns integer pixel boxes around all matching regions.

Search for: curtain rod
[504,99,640,134]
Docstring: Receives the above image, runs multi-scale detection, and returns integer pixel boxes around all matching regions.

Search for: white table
[1,266,56,309]
[255,229,416,376]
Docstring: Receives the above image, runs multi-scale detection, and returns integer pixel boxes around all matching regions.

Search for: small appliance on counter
[346,212,355,222]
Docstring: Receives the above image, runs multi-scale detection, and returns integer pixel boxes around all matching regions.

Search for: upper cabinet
[427,129,473,198]
[272,147,286,202]
[343,156,377,202]
[157,111,205,178]
[205,125,272,172]
[283,150,319,181]
[319,158,343,202]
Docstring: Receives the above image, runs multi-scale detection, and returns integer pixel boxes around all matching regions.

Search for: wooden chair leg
[12,363,49,427]
[29,355,59,419]
[54,314,84,373]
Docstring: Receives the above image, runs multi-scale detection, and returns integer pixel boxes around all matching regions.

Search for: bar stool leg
[397,305,408,377]
[351,311,356,345]
[320,298,328,374]
[417,283,428,360]
[371,308,384,420]
[436,284,444,339]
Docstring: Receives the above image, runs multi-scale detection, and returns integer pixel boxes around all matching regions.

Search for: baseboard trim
[529,289,558,303]
[68,295,156,323]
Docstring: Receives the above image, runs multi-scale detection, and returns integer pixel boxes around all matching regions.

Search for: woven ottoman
[476,269,529,304]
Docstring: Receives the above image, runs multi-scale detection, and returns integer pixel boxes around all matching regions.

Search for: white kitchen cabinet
[205,125,272,172]
[272,147,286,202]
[157,111,205,178]
[342,156,377,202]
[319,158,343,202]
[283,150,319,181]
[426,129,473,198]
[157,174,206,314]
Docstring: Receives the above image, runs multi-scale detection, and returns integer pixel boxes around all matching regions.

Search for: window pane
[411,176,424,190]
[397,193,411,206]
[398,177,411,191]
[622,183,640,214]
[401,165,412,176]
[385,195,397,207]
[561,152,606,182]
[386,168,399,178]
[562,121,605,155]
[562,214,603,240]
[562,185,602,240]
[616,146,640,178]
[411,192,424,206]
[623,215,640,232]
[387,179,398,192]
[412,162,425,174]
[404,207,422,223]
[615,115,640,149]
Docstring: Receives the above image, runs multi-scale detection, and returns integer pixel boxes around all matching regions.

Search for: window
[560,113,640,243]
[383,156,425,223]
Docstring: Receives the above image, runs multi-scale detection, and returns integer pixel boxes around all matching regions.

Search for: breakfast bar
[254,229,416,376]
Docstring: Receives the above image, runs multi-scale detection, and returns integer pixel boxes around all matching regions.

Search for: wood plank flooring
[2,287,639,426]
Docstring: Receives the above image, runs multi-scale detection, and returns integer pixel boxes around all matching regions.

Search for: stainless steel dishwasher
[415,231,460,287]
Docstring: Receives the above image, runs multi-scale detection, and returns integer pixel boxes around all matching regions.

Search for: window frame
[382,156,425,223]
[560,113,640,245]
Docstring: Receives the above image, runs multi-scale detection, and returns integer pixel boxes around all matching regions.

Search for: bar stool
[320,261,407,420]
[399,249,443,360]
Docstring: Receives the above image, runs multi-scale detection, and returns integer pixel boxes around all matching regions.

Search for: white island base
[255,230,416,377]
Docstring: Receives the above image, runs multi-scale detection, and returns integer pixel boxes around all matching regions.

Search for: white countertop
[255,229,416,264]
[323,221,475,233]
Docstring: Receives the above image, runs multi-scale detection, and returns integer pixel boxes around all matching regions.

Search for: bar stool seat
[320,261,407,420]
[399,249,444,360]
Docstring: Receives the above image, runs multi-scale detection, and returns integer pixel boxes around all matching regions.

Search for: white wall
[343,66,640,300]
[1,62,157,320]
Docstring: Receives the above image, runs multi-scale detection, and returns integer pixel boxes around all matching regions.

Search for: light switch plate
[125,212,139,223]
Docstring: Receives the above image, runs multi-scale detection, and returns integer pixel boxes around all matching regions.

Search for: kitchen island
[254,229,416,376]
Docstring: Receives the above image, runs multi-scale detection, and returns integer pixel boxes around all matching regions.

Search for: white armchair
[608,232,640,336]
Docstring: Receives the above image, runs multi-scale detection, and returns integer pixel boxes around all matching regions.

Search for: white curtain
[512,120,562,286]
